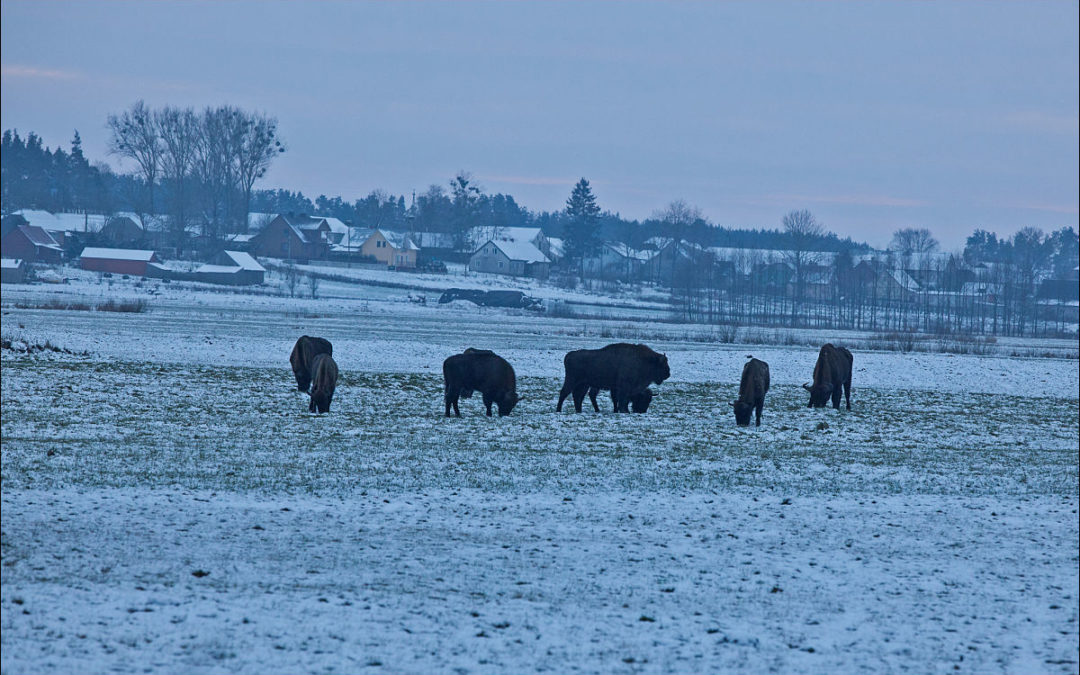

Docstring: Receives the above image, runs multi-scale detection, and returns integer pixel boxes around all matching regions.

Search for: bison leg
[844,380,852,410]
[832,387,842,410]
[556,380,574,412]
[588,387,601,412]
[483,392,494,417]
[571,385,587,413]
[445,391,461,417]
[755,398,763,427]
[309,395,316,413]
[609,389,618,413]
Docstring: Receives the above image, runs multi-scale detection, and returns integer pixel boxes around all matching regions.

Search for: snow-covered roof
[14,209,109,233]
[377,229,419,251]
[604,242,653,262]
[225,233,257,243]
[79,247,157,262]
[481,238,551,264]
[248,212,276,231]
[546,236,565,259]
[411,231,456,249]
[888,269,921,291]
[220,251,265,271]
[1,258,24,268]
[196,264,244,274]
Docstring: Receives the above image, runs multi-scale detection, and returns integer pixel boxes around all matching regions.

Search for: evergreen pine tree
[564,177,601,275]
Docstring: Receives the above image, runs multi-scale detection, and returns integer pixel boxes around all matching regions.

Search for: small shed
[1,258,26,284]
[79,247,161,276]
[195,250,266,285]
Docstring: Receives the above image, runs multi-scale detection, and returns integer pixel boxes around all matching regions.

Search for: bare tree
[782,209,825,326]
[156,107,200,248]
[234,111,284,233]
[106,100,162,224]
[890,227,939,270]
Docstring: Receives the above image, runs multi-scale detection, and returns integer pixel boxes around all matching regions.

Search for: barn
[79,247,161,276]
[194,250,266,286]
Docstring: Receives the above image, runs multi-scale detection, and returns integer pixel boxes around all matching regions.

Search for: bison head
[651,354,671,385]
[803,382,833,408]
[496,392,521,417]
[631,388,654,414]
[732,400,753,426]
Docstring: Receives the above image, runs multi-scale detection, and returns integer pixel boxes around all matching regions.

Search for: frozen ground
[1,280,1078,674]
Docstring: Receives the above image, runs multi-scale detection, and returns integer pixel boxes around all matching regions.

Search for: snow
[219,251,265,272]
[79,247,158,262]
[479,238,551,264]
[1,266,1078,674]
[1,258,23,268]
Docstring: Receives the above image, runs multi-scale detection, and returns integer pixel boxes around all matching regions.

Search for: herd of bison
[290,335,854,427]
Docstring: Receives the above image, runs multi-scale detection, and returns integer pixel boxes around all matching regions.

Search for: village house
[1,222,65,263]
[99,216,146,248]
[79,247,162,276]
[583,242,653,282]
[469,237,551,279]
[248,214,330,260]
[359,229,419,268]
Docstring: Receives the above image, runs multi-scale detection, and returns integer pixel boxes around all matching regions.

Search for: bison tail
[802,382,812,391]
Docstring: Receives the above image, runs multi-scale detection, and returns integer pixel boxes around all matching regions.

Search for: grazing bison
[443,349,520,417]
[308,353,338,414]
[804,343,853,409]
[290,336,333,392]
[731,356,770,426]
[586,386,655,413]
[557,343,670,413]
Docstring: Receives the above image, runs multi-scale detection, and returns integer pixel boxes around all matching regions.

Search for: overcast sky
[2,1,1077,249]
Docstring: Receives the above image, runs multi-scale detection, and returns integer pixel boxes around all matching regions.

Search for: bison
[731,356,770,426]
[443,348,521,417]
[308,353,338,414]
[586,386,655,413]
[556,343,670,413]
[290,336,333,392]
[803,343,853,409]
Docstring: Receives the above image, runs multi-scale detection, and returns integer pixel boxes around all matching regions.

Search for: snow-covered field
[1,279,1078,674]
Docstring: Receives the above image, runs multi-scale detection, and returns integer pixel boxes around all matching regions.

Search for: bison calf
[731,356,770,426]
[443,349,520,417]
[290,335,333,392]
[308,353,338,414]
[803,343,853,410]
[586,386,655,413]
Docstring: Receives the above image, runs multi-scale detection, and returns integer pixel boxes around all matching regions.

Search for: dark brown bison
[443,349,520,417]
[308,353,338,414]
[803,343,853,409]
[731,356,770,426]
[586,386,655,413]
[557,343,670,413]
[290,336,333,392]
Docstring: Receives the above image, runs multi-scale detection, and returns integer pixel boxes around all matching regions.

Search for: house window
[498,261,503,269]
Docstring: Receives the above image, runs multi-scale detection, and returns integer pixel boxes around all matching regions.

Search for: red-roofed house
[1,224,65,263]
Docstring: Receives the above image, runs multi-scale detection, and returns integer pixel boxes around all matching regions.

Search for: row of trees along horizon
[1,102,1077,338]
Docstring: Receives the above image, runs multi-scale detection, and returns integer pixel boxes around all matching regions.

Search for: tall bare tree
[156,106,200,247]
[234,111,284,233]
[106,100,162,225]
[782,209,825,326]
